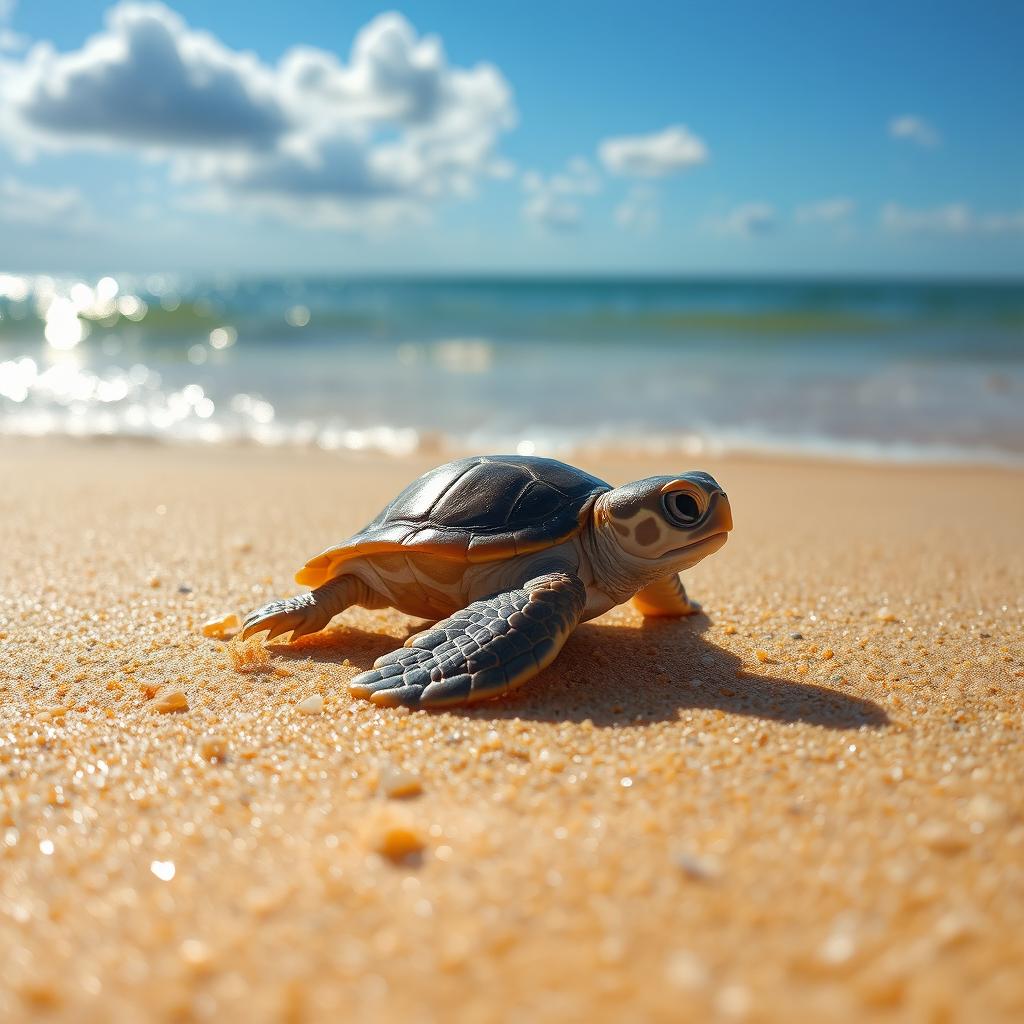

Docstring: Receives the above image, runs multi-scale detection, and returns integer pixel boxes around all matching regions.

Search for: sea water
[1,273,1022,463]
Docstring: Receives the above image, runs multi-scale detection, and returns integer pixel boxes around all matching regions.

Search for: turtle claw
[287,619,322,642]
[350,655,434,708]
[264,620,297,643]
[368,683,426,708]
[239,612,275,640]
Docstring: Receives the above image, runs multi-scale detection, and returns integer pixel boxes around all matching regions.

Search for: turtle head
[596,471,732,571]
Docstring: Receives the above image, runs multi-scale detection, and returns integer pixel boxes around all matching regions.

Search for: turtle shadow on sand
[457,614,889,730]
[270,624,399,672]
[271,613,888,731]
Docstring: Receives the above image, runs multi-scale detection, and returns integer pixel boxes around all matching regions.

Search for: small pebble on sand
[154,689,188,714]
[674,851,722,882]
[179,939,213,970]
[150,860,176,881]
[379,764,423,799]
[198,735,228,761]
[201,613,240,639]
[295,694,324,715]
[919,822,969,854]
[369,813,426,861]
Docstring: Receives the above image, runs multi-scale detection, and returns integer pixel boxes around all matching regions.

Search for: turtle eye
[662,490,703,527]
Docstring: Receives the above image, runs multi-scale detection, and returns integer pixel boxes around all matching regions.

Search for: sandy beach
[0,438,1021,1022]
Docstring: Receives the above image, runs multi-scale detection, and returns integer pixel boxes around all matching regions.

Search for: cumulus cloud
[521,193,581,232]
[0,29,27,52]
[795,197,854,225]
[711,202,776,237]
[614,185,659,233]
[0,3,516,229]
[0,0,27,53]
[521,156,600,232]
[0,176,91,229]
[5,4,286,150]
[599,125,707,178]
[881,202,1024,235]
[888,115,940,147]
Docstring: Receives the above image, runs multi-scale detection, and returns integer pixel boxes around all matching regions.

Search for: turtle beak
[712,490,733,533]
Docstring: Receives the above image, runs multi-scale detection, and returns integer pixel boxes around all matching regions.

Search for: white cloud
[888,115,940,147]
[795,197,854,225]
[599,125,707,178]
[0,29,28,52]
[881,202,1024,235]
[614,185,659,233]
[0,176,91,228]
[0,3,516,230]
[486,157,517,180]
[522,193,581,231]
[0,0,27,53]
[711,202,776,237]
[521,156,600,232]
[4,4,286,151]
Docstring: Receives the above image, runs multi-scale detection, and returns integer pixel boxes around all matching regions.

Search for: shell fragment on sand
[197,735,227,761]
[295,694,324,715]
[364,806,426,861]
[374,823,425,861]
[154,689,188,713]
[379,764,423,799]
[201,613,240,639]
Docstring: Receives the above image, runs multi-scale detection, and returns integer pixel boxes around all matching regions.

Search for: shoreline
[4,430,1024,474]
[0,438,1021,1021]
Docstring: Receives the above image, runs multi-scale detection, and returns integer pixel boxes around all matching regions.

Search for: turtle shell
[295,455,611,587]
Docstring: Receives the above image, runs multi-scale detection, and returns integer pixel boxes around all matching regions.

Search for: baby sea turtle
[241,455,732,708]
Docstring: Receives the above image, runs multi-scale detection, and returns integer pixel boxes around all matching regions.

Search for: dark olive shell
[296,456,611,585]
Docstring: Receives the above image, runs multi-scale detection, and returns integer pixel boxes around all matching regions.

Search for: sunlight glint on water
[1,273,1022,462]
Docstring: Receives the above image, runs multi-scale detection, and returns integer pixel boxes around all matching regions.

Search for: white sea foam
[2,273,1023,465]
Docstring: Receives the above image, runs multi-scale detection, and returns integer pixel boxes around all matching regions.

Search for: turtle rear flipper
[349,572,586,709]
[241,575,371,642]
[631,574,702,617]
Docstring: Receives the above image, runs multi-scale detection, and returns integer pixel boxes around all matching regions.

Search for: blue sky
[0,0,1021,276]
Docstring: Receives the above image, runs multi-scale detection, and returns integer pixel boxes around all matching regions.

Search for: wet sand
[0,439,1021,1022]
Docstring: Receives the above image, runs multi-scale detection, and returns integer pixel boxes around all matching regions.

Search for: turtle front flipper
[349,572,586,709]
[631,574,702,617]
[241,575,370,642]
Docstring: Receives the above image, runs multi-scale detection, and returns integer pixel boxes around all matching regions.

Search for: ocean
[1,273,1022,463]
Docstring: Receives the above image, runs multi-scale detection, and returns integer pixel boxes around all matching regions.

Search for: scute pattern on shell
[295,456,611,586]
